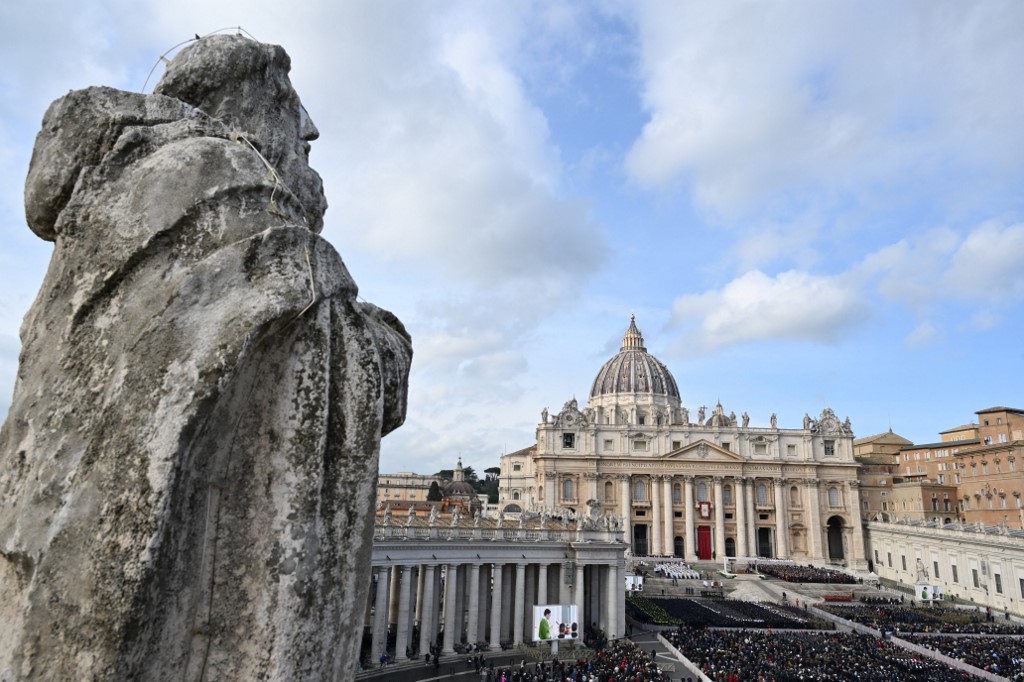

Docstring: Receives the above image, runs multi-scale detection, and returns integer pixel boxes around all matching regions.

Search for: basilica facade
[498,316,867,569]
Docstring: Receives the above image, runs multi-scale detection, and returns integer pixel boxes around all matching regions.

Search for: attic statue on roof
[0,35,411,682]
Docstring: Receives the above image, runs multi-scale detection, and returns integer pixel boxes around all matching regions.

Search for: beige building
[377,471,439,505]
[499,316,866,569]
[854,429,912,522]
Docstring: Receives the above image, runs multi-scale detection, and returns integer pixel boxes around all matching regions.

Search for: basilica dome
[589,316,680,401]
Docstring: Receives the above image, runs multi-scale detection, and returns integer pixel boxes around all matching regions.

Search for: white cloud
[904,321,939,349]
[624,1,1024,214]
[947,221,1024,299]
[669,269,866,351]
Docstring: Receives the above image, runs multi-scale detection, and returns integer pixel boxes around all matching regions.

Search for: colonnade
[368,557,623,662]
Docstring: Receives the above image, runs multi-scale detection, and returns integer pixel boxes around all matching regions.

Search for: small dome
[590,315,680,400]
[445,480,476,496]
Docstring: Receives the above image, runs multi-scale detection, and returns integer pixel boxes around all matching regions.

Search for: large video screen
[532,604,579,642]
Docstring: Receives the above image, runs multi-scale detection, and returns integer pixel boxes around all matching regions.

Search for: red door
[697,526,713,560]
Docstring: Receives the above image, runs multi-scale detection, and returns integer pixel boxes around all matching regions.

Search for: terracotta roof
[976,406,1024,415]
[939,423,978,434]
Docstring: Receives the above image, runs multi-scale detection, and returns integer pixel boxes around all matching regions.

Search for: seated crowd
[486,641,669,682]
[903,634,1024,679]
[627,597,832,630]
[668,627,980,681]
[754,563,859,584]
[820,603,1024,635]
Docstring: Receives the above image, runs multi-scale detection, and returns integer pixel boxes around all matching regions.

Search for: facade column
[805,479,823,560]
[537,563,548,604]
[747,478,758,557]
[371,566,390,662]
[489,563,504,651]
[735,477,748,558]
[513,563,526,644]
[544,471,556,509]
[394,565,413,661]
[713,476,726,560]
[659,475,675,557]
[466,563,481,645]
[651,476,663,555]
[619,475,632,552]
[774,479,788,558]
[684,475,697,561]
[442,563,459,654]
[574,563,585,640]
[418,565,435,657]
[848,481,867,568]
[586,472,599,505]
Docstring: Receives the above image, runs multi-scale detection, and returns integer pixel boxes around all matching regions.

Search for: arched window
[697,482,709,502]
[790,485,800,506]
[673,484,682,504]
[512,491,520,500]
[723,485,733,506]
[756,483,768,506]
[828,486,840,507]
[563,479,574,500]
[604,480,614,502]
[634,481,646,501]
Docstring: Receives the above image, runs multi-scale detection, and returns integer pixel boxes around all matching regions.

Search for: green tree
[426,481,443,501]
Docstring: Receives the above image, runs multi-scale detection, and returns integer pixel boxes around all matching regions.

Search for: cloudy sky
[1,1,1022,477]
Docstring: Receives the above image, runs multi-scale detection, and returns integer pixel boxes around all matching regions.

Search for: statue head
[155,35,327,232]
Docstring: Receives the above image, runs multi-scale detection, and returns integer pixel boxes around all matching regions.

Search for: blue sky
[1,1,1022,477]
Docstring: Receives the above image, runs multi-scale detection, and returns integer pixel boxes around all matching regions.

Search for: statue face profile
[155,35,328,232]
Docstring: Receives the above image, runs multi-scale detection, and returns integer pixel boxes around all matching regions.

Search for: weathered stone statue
[0,35,411,681]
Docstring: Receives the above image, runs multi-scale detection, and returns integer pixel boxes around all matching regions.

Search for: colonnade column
[805,479,822,559]
[371,566,390,661]
[713,476,726,560]
[848,481,866,566]
[538,563,548,604]
[651,477,663,555]
[683,476,697,562]
[662,476,674,555]
[394,565,413,661]
[466,563,481,645]
[418,565,436,656]
[442,563,459,654]
[489,563,504,651]
[774,479,788,558]
[574,563,585,639]
[513,563,526,644]
[747,478,758,557]
[735,477,748,558]
[605,562,618,639]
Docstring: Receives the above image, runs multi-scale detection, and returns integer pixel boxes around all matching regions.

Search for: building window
[787,444,796,456]
[972,569,980,589]
[756,483,768,506]
[933,561,940,579]
[603,439,614,452]
[721,442,731,451]
[951,565,958,583]
[790,486,800,506]
[887,552,892,567]
[863,500,868,510]
[672,440,682,450]
[723,485,733,505]
[755,443,767,455]
[513,463,522,472]
[512,491,520,500]
[824,440,835,457]
[697,482,710,502]
[633,481,646,501]
[901,556,907,571]
[604,481,614,502]
[562,479,574,500]
[828,487,840,507]
[563,433,575,449]
[995,574,1003,594]
[673,484,682,504]
[638,415,646,426]
[874,550,879,564]
[632,440,648,452]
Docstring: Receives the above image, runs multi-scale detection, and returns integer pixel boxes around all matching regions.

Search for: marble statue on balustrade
[0,34,411,682]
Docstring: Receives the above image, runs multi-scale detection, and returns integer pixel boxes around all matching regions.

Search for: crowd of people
[820,603,1024,635]
[667,627,980,681]
[754,563,859,584]
[903,634,1024,679]
[627,597,833,630]
[483,641,670,682]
